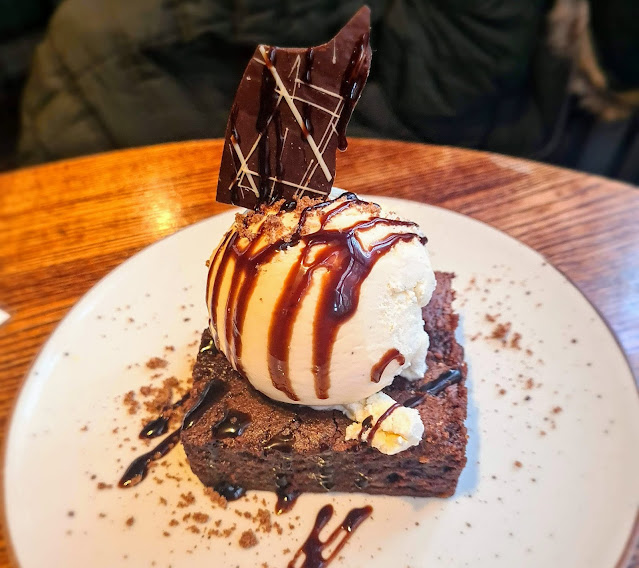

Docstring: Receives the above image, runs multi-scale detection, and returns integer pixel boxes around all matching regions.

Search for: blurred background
[1,0,638,182]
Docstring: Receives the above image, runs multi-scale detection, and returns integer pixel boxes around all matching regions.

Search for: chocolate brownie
[181,272,467,499]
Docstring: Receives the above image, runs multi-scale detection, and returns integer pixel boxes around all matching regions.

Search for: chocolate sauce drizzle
[357,415,373,441]
[288,504,373,568]
[275,486,299,515]
[208,194,421,402]
[370,348,405,383]
[336,33,370,151]
[214,481,246,501]
[268,196,420,400]
[138,393,189,439]
[264,431,295,453]
[182,379,228,430]
[212,409,251,439]
[119,378,229,489]
[403,368,463,409]
[118,429,181,488]
[365,402,401,443]
[360,369,464,445]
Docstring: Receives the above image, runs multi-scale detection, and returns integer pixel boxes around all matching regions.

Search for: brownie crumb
[97,482,113,490]
[123,391,139,415]
[239,530,259,549]
[509,333,522,349]
[192,512,210,524]
[552,406,563,414]
[254,508,273,533]
[146,357,168,370]
[491,322,511,340]
[67,510,75,517]
[177,491,196,508]
[498,388,507,396]
[514,461,523,469]
[524,378,534,390]
[204,487,228,509]
[126,516,135,527]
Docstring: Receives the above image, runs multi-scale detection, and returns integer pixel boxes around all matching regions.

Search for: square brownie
[181,272,467,500]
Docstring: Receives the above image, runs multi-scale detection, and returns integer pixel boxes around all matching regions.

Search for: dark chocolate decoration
[216,6,372,209]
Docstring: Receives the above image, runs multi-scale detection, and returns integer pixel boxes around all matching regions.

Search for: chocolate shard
[216,6,372,209]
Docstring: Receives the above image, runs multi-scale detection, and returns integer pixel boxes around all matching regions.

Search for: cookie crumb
[126,516,135,527]
[513,461,523,469]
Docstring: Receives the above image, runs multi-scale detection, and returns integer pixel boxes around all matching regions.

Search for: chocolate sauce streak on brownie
[139,393,190,439]
[264,432,295,453]
[182,380,228,431]
[404,369,463,409]
[365,402,401,442]
[370,348,405,383]
[336,33,370,151]
[288,504,373,568]
[212,409,251,439]
[275,486,299,515]
[119,429,181,488]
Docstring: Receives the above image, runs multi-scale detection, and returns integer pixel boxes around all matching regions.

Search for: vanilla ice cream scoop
[206,193,436,406]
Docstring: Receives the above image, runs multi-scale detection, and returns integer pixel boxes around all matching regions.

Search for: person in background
[15,0,639,182]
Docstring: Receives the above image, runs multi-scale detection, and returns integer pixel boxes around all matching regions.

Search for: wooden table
[1,139,638,566]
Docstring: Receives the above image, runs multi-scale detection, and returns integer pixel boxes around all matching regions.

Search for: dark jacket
[17,0,639,181]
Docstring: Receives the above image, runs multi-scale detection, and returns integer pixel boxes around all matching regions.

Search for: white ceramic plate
[4,196,638,568]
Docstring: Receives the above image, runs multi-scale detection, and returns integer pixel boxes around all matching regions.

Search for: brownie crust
[181,272,467,498]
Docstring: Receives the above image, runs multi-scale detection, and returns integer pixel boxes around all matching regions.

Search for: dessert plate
[4,196,638,568]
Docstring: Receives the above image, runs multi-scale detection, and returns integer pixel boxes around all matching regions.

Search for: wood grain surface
[1,138,638,566]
